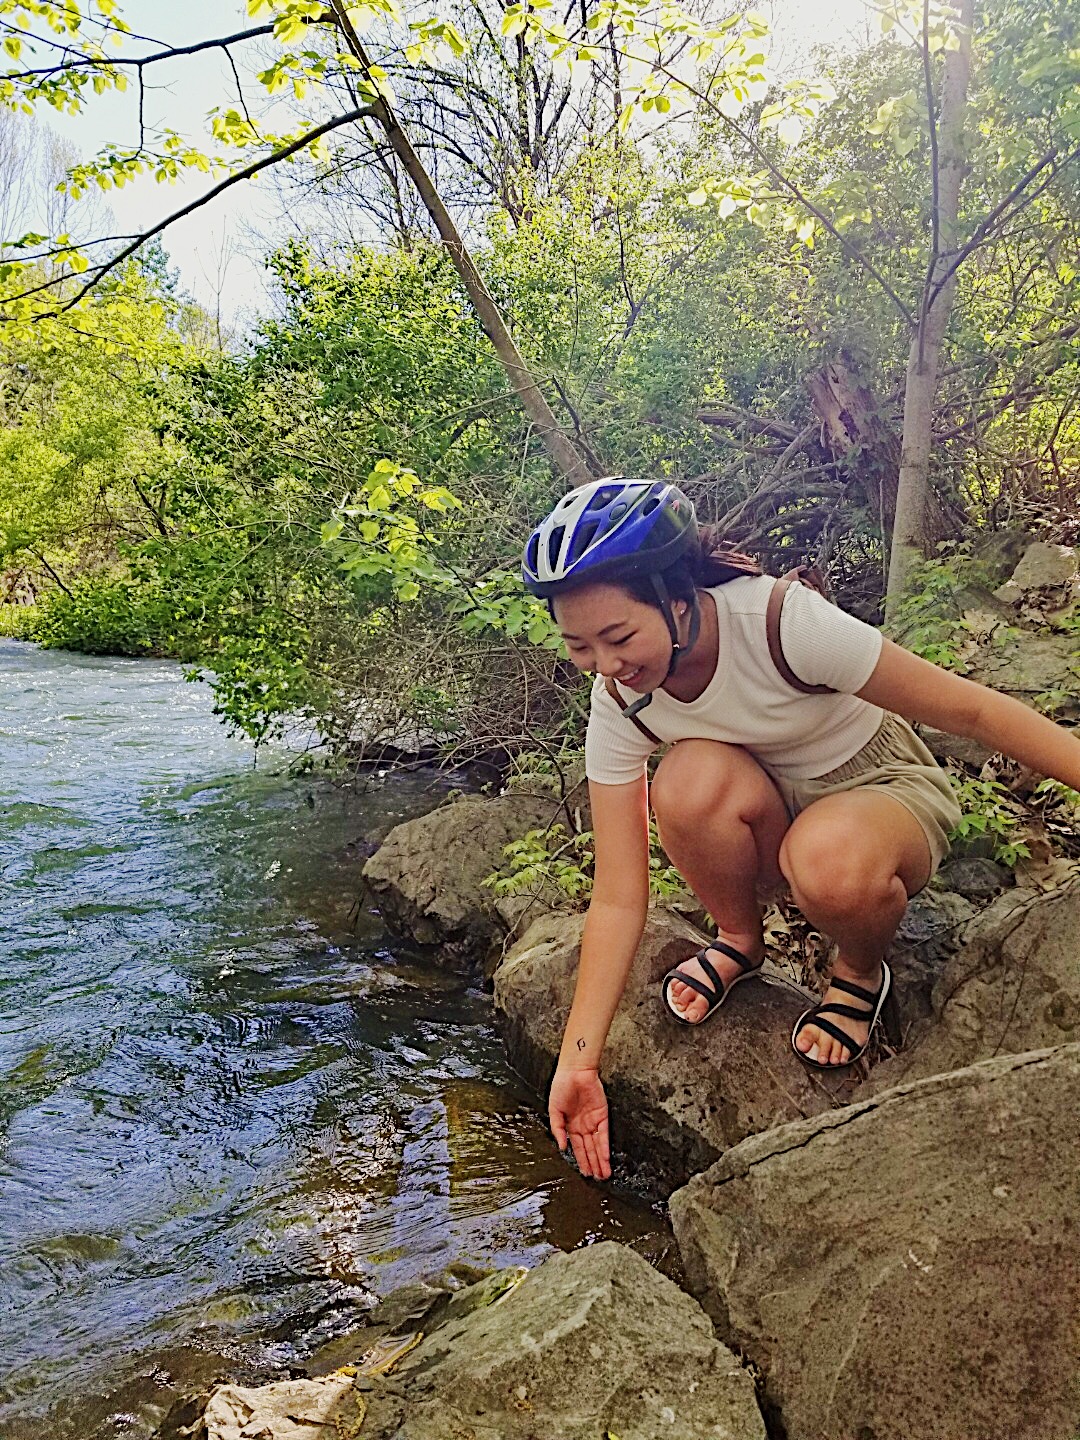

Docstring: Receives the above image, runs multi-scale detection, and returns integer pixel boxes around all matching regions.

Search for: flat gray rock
[670,1043,1080,1440]
[867,880,1080,1091]
[378,1241,766,1440]
[494,909,860,1191]
[188,1245,766,1440]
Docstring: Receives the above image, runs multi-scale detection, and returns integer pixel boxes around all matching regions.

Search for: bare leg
[780,790,932,1064]
[651,740,790,1023]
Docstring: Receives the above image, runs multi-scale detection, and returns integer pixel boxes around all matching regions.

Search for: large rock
[494,909,861,1191]
[964,628,1080,718]
[361,788,583,971]
[866,879,1080,1092]
[363,1242,766,1440]
[185,1246,766,1440]
[995,539,1078,596]
[886,886,976,1035]
[670,1043,1080,1440]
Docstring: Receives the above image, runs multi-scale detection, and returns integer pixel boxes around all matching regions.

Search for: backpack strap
[766,571,837,696]
[603,676,663,745]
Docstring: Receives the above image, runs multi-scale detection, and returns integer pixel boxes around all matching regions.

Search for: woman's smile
[615,663,647,687]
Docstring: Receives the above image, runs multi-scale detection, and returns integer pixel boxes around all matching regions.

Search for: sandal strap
[812,1001,876,1022]
[666,970,721,1006]
[803,1013,863,1049]
[829,971,885,1006]
[666,942,760,1011]
[694,950,724,994]
[704,940,759,976]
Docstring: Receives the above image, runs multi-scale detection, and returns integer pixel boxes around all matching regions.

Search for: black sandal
[661,941,764,1027]
[790,961,892,1070]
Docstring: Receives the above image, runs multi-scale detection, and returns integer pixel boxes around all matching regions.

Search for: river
[0,641,665,1439]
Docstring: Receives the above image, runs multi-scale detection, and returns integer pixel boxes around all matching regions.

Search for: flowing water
[0,641,666,1439]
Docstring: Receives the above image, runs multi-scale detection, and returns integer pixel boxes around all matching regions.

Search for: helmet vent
[642,495,661,514]
[566,518,601,564]
[546,526,564,572]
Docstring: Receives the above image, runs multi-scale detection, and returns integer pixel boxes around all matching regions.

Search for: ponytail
[695,526,762,587]
[611,526,761,610]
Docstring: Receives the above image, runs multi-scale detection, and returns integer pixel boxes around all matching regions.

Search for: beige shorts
[766,712,962,882]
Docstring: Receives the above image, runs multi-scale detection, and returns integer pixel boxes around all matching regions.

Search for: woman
[522,477,1080,1182]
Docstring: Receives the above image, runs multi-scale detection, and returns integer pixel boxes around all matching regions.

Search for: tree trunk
[328,2,595,490]
[886,0,976,616]
[805,356,901,531]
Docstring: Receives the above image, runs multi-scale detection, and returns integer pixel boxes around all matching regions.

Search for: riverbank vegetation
[0,0,1077,770]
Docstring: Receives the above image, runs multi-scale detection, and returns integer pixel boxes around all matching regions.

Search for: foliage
[947,774,1032,867]
[885,549,998,668]
[483,821,684,906]
[0,0,1078,769]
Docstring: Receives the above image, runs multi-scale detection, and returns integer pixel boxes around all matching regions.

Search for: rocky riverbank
[163,542,1080,1440]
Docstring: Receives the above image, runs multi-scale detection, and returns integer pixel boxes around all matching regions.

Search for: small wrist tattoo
[576,1038,586,1051]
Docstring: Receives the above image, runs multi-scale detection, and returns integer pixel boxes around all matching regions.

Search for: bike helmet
[522,478,702,715]
[522,477,697,597]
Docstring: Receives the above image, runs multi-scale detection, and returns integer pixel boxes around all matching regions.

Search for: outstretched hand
[548,1065,611,1180]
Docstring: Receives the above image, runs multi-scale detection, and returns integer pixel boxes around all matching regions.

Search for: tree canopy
[0,0,1077,757]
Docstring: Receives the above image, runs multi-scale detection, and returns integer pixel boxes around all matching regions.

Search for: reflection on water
[0,642,666,1439]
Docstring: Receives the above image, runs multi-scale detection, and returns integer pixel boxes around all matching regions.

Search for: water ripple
[0,641,666,1440]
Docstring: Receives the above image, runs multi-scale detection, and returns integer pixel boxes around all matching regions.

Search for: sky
[24,0,878,330]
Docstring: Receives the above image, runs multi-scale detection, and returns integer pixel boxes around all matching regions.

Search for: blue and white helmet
[522,478,698,598]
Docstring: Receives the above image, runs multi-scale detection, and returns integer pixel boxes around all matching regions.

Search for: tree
[0,0,826,494]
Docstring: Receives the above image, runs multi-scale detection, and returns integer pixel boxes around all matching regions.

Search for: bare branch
[6,23,276,80]
[928,146,1078,307]
[11,108,377,319]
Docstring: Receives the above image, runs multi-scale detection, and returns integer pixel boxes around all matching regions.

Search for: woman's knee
[779,816,897,916]
[651,740,774,834]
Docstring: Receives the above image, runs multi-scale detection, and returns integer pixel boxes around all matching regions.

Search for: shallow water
[0,642,666,1438]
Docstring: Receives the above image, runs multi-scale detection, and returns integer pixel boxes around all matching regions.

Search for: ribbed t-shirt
[584,575,885,785]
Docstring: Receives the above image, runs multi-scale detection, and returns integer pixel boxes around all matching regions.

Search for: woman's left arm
[857,638,1080,791]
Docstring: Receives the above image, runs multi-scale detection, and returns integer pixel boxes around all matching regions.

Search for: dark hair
[615,526,761,608]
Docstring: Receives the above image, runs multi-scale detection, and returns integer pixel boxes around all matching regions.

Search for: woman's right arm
[549,773,651,1178]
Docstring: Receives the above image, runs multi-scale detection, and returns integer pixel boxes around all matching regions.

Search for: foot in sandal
[662,936,765,1026]
[791,958,892,1068]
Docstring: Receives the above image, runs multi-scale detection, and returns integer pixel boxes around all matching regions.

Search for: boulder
[361,788,583,971]
[963,628,1080,719]
[493,908,861,1191]
[886,886,976,1035]
[866,879,1080,1092]
[996,540,1078,595]
[184,1246,766,1440]
[670,1042,1080,1440]
[917,722,995,770]
[936,854,1012,899]
[360,1241,766,1440]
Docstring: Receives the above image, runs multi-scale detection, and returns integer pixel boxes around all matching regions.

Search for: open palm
[548,1067,611,1180]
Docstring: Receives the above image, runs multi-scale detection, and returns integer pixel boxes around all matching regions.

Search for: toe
[795,1021,815,1055]
[667,979,703,1022]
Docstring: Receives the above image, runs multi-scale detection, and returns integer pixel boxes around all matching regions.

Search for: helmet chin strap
[622,576,701,720]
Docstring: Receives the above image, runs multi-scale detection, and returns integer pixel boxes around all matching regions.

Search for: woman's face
[552,582,674,692]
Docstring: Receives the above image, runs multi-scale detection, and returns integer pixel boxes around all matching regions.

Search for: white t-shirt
[584,576,885,785]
